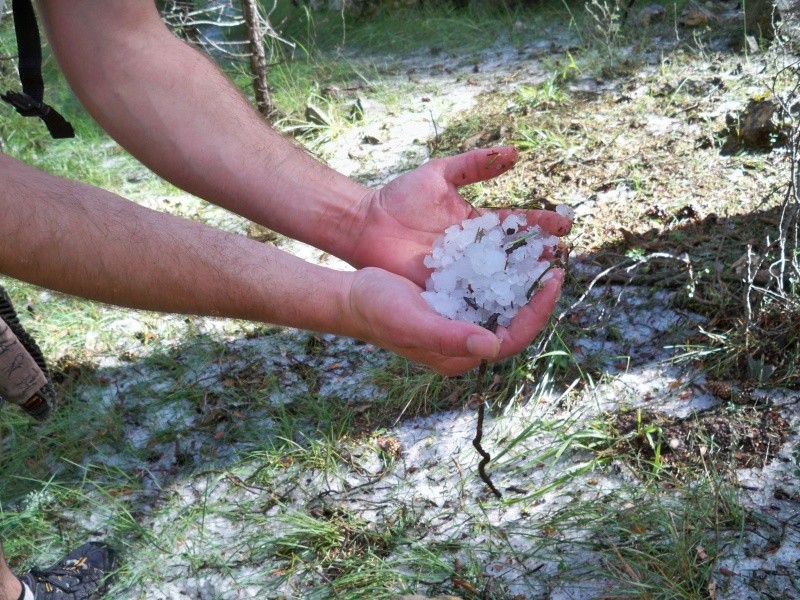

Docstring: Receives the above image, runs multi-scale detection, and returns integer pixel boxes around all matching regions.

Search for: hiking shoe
[18,542,117,600]
[0,285,55,420]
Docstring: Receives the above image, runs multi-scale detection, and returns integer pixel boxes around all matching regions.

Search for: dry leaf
[696,544,709,562]
[451,577,477,593]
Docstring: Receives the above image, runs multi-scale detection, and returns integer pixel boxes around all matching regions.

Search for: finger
[409,311,501,360]
[495,269,564,360]
[439,146,519,187]
[489,208,572,238]
[524,210,573,237]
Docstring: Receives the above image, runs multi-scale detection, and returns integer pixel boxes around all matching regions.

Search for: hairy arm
[36,0,366,261]
[22,1,566,373]
[0,153,502,374]
[0,153,349,330]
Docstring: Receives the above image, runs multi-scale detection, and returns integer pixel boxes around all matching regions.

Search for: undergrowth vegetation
[1,0,798,598]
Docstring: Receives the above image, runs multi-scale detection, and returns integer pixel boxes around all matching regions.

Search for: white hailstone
[501,213,527,233]
[555,203,576,220]
[421,213,557,327]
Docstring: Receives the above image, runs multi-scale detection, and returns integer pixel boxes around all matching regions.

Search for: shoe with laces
[0,285,55,420]
[18,542,117,600]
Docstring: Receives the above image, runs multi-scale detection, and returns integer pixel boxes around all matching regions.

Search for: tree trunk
[241,0,274,118]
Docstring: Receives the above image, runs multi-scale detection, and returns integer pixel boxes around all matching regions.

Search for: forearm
[0,153,350,334]
[37,1,366,262]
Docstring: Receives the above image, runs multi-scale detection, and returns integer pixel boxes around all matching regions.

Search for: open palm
[346,266,565,376]
[348,146,571,287]
[343,147,572,372]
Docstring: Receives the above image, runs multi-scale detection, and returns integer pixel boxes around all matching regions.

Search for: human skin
[4,0,571,376]
[0,547,20,600]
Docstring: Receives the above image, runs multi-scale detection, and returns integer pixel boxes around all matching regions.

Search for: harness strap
[1,0,74,138]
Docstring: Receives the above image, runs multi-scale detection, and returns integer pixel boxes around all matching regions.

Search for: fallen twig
[472,314,502,499]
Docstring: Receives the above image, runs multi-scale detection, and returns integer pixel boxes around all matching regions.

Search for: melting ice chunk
[422,213,558,327]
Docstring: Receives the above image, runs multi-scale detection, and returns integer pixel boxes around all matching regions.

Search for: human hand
[343,147,572,371]
[343,266,565,376]
[347,146,572,286]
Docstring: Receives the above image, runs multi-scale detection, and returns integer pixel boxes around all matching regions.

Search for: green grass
[508,476,746,599]
[269,0,565,55]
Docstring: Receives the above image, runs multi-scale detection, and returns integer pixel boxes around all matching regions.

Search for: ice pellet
[422,214,557,327]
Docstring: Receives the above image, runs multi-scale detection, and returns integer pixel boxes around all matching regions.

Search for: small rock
[460,133,483,152]
[743,34,761,54]
[320,85,342,100]
[459,125,508,152]
[669,438,681,450]
[376,436,402,458]
[636,4,667,27]
[680,3,716,27]
[721,98,788,155]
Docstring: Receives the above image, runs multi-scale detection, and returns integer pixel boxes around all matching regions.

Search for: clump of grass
[516,76,570,111]
[592,483,744,598]
[582,0,629,57]
[683,299,800,388]
[510,475,746,599]
[370,357,467,423]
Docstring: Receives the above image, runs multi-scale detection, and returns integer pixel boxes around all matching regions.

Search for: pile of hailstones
[421,212,561,327]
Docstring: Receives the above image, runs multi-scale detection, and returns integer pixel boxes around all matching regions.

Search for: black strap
[1,0,74,138]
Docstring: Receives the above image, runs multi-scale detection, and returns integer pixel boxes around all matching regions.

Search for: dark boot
[18,542,118,599]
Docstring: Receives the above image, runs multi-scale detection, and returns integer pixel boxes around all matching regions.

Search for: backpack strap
[1,0,74,138]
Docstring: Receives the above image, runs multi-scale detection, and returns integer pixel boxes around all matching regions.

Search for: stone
[721,98,788,155]
[636,4,667,27]
[679,2,715,27]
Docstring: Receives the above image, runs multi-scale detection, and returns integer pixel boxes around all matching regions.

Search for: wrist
[277,262,358,338]
[312,183,372,264]
[248,160,370,264]
[326,267,380,345]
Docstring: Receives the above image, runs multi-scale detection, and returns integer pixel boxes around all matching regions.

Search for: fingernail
[467,334,499,358]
